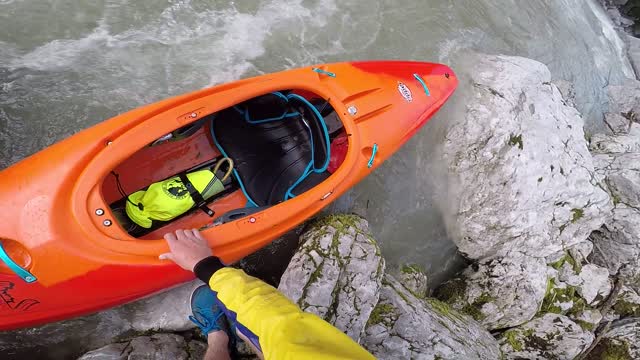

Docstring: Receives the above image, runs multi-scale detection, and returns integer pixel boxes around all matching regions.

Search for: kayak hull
[0,61,457,330]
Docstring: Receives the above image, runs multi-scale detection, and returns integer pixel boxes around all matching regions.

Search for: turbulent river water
[0,0,634,287]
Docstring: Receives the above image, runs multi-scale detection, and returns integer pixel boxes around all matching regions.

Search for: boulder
[77,333,206,360]
[573,309,604,332]
[626,35,640,78]
[362,274,501,360]
[435,256,548,330]
[577,264,613,304]
[542,274,584,314]
[585,319,640,359]
[277,214,385,343]
[591,122,640,291]
[604,112,633,135]
[542,259,612,318]
[498,313,594,359]
[606,80,640,117]
[444,54,611,260]
[568,241,595,265]
[591,122,640,153]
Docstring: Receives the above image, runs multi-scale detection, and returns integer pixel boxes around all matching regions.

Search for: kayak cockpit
[101,90,348,238]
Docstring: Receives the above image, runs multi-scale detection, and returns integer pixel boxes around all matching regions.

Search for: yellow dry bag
[125,158,233,228]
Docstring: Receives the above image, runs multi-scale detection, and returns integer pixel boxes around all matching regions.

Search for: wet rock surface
[590,81,640,292]
[397,263,429,297]
[277,214,385,343]
[498,313,595,360]
[444,54,611,260]
[77,333,206,360]
[586,318,640,360]
[362,274,501,360]
[435,255,548,330]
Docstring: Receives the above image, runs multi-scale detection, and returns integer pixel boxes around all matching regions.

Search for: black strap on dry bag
[178,173,215,217]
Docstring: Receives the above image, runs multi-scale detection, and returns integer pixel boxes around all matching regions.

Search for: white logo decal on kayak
[398,82,412,102]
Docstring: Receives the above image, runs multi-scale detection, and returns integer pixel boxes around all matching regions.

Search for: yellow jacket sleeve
[209,267,375,360]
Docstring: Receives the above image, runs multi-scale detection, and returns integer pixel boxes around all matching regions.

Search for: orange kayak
[0,61,457,330]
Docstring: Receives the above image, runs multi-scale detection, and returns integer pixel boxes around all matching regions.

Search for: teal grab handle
[368,143,378,168]
[312,67,336,78]
[0,242,37,283]
[413,73,431,96]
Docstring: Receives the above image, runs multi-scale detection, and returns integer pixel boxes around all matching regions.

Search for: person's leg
[203,331,231,360]
[190,286,234,359]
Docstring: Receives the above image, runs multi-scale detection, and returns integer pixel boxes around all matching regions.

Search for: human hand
[159,229,213,271]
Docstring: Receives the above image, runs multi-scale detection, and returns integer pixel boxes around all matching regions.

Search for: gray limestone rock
[498,314,595,359]
[590,101,640,292]
[77,343,130,360]
[573,309,603,331]
[606,80,640,117]
[444,54,611,260]
[78,334,198,360]
[124,282,201,333]
[435,256,548,330]
[362,274,501,360]
[543,262,612,315]
[591,122,640,153]
[613,286,640,317]
[398,264,428,297]
[554,79,577,108]
[592,210,640,291]
[604,112,633,135]
[626,35,640,78]
[568,240,595,265]
[277,214,385,343]
[577,264,613,305]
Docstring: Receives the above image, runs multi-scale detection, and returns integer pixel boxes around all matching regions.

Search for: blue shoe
[189,285,228,336]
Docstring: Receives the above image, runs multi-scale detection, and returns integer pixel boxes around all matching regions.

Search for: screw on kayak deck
[348,106,358,116]
[95,208,105,216]
[103,219,112,227]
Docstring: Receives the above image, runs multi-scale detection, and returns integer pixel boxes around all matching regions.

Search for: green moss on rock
[509,134,524,150]
[434,278,467,304]
[613,299,640,317]
[585,339,632,360]
[548,252,581,273]
[503,329,524,352]
[576,320,595,331]
[426,298,454,316]
[460,292,494,321]
[312,214,363,231]
[462,303,486,321]
[367,303,395,327]
[401,263,424,275]
[540,278,589,316]
[425,298,468,322]
[571,208,584,223]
